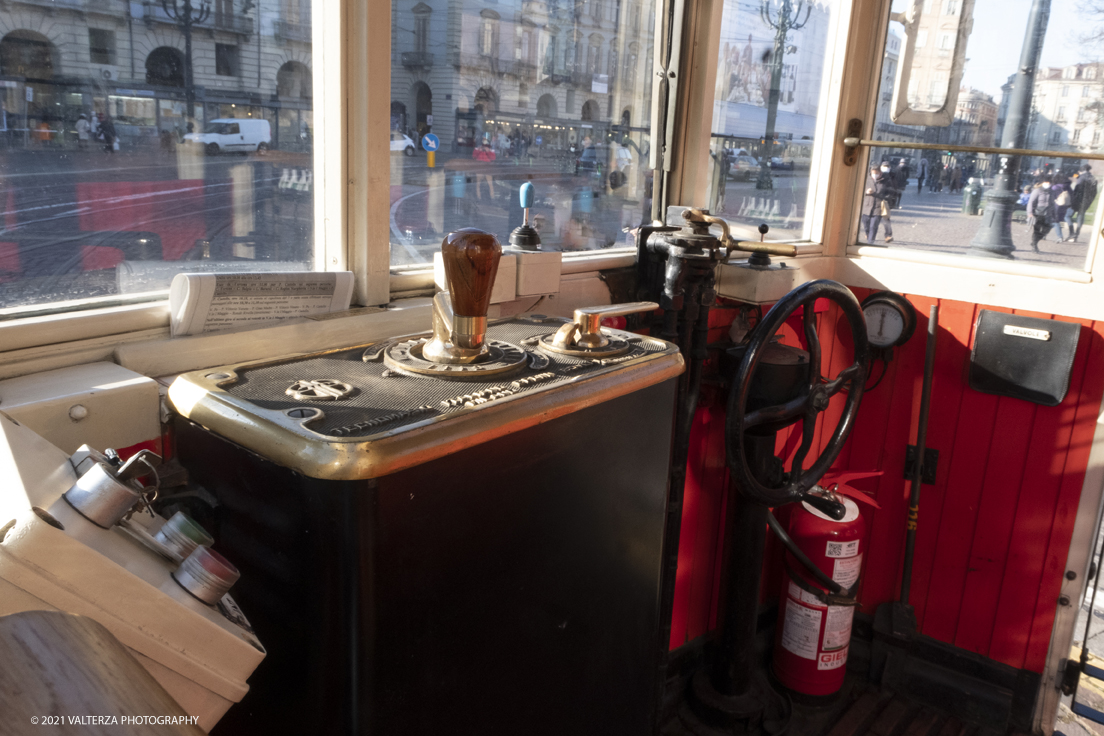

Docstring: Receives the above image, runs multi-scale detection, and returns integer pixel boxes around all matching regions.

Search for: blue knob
[520,182,535,209]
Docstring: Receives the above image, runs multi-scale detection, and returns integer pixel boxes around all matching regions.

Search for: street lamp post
[968,0,1050,258]
[756,0,811,190]
[162,0,211,121]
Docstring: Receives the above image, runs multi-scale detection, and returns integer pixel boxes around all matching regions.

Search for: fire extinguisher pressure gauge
[861,291,916,349]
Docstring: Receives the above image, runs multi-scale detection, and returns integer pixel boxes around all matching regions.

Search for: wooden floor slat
[901,709,943,736]
[866,699,916,736]
[936,717,967,736]
[826,692,892,736]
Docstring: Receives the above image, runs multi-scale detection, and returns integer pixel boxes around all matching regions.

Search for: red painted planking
[1023,321,1104,671]
[919,304,1002,644]
[687,401,732,640]
[668,293,1104,676]
[907,299,976,632]
[953,307,1039,657]
[988,316,1092,668]
[856,295,934,611]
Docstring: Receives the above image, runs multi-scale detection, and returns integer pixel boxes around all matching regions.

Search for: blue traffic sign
[535,135,543,146]
[422,133,440,152]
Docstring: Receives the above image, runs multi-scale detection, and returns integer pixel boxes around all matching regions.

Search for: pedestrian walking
[894,159,910,207]
[917,157,928,194]
[472,136,496,200]
[1026,179,1057,252]
[75,114,90,150]
[861,165,897,243]
[1069,164,1098,242]
[99,115,116,154]
[1052,178,1070,242]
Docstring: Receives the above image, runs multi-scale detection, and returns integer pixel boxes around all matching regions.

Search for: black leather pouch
[968,310,1081,406]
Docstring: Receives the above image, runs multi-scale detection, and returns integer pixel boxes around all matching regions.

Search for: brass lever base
[424,292,490,364]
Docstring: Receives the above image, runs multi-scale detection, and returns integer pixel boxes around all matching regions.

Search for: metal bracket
[903,445,938,485]
[842,118,862,167]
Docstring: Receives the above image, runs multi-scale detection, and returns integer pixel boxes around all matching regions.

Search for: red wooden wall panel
[669,292,1104,676]
[1024,322,1104,671]
[987,314,1093,668]
[905,299,975,632]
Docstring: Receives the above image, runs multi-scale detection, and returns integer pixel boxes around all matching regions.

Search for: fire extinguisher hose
[765,509,857,605]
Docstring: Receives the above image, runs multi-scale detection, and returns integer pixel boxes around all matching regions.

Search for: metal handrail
[842,136,1104,162]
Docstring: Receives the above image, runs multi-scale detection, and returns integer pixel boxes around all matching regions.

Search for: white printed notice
[169,272,354,337]
[781,582,822,660]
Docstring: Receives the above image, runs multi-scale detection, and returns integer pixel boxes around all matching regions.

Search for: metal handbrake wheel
[726,279,871,508]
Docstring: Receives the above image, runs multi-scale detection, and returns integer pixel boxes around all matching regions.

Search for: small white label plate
[1002,325,1051,341]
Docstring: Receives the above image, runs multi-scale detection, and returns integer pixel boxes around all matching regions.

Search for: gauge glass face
[865,303,905,347]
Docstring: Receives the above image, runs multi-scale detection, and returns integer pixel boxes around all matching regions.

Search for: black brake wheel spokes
[728,280,870,508]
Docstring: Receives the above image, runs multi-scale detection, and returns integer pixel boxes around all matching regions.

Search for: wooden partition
[669,293,1104,675]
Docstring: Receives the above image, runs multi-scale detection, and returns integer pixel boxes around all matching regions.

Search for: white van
[185,118,272,154]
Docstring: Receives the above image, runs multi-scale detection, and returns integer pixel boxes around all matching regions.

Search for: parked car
[184,118,271,155]
[575,145,633,180]
[769,156,794,171]
[729,154,761,181]
[391,131,416,156]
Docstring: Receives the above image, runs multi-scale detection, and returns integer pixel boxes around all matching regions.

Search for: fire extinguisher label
[782,583,823,660]
[832,553,863,588]
[823,605,854,651]
[817,648,849,671]
[825,539,860,558]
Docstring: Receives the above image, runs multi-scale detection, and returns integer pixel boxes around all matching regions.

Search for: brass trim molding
[168,339,684,481]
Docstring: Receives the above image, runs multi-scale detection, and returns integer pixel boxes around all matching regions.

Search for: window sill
[846,245,1092,283]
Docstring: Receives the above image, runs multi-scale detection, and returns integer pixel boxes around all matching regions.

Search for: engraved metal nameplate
[1002,325,1051,341]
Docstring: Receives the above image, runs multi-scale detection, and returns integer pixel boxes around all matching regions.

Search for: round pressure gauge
[861,291,917,349]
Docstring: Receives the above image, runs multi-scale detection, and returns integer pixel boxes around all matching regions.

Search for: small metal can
[154,511,214,559]
[63,462,142,529]
[173,546,241,605]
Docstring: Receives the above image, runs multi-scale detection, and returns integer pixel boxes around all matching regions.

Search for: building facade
[390,0,655,157]
[0,0,312,150]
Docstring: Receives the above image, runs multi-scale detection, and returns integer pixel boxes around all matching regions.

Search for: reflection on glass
[0,1,315,311]
[865,0,1103,270]
[389,0,655,266]
[705,0,835,241]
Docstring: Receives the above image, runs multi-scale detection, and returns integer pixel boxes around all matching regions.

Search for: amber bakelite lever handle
[425,228,502,363]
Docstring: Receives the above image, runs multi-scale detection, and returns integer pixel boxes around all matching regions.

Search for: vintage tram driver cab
[4,1,1104,735]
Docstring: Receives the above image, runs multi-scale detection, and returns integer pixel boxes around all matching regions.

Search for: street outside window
[0,0,314,311]
[704,0,839,242]
[861,0,1104,271]
[389,0,656,267]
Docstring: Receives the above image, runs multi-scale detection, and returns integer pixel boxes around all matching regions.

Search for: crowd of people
[72,112,116,153]
[861,153,1099,253]
[1023,164,1099,251]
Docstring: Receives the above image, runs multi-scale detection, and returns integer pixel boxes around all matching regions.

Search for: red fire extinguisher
[772,487,865,697]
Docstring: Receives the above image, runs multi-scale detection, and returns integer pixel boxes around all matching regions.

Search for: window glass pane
[864,0,1103,270]
[389,0,655,267]
[0,2,315,311]
[704,0,838,241]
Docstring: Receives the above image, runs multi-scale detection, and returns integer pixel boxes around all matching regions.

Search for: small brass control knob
[551,301,659,350]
